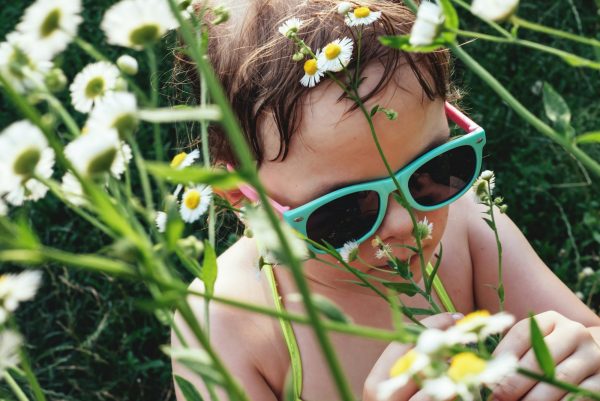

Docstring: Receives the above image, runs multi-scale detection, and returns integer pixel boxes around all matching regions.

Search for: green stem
[486,191,504,312]
[510,15,600,48]
[517,368,600,400]
[185,288,418,342]
[449,43,600,178]
[168,4,355,401]
[18,349,46,401]
[127,133,155,213]
[146,47,164,162]
[3,371,31,401]
[39,93,81,138]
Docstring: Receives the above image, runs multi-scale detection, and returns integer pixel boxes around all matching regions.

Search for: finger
[408,388,433,401]
[492,311,560,359]
[559,373,600,401]
[420,312,464,330]
[522,348,598,401]
[492,320,581,401]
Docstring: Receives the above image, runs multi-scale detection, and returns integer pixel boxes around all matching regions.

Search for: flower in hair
[317,37,353,72]
[278,17,303,38]
[344,6,382,27]
[300,57,324,87]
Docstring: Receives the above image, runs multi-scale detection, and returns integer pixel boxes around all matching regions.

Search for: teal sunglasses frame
[231,103,486,253]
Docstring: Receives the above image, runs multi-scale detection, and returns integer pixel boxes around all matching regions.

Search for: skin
[172,63,600,401]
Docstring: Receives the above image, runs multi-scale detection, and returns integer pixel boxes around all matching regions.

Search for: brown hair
[173,0,453,167]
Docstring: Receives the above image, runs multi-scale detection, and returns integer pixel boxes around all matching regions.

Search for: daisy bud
[337,2,353,15]
[244,227,253,238]
[278,18,302,38]
[471,0,519,22]
[44,68,67,93]
[581,267,595,278]
[339,240,359,263]
[292,52,305,62]
[115,77,128,92]
[300,46,312,55]
[211,6,230,25]
[499,204,508,214]
[117,55,139,75]
[178,235,205,259]
[414,217,433,241]
[575,291,585,300]
[480,170,495,181]
[409,1,445,46]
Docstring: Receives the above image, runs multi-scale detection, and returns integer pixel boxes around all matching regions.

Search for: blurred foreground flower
[409,1,444,46]
[0,331,22,378]
[0,120,55,206]
[64,129,131,178]
[0,271,43,324]
[0,33,53,93]
[15,0,83,61]
[87,92,139,138]
[471,0,519,22]
[101,0,180,50]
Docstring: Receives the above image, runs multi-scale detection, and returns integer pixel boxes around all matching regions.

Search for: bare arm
[171,279,279,401]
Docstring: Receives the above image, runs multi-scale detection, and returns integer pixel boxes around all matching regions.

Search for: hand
[363,312,464,401]
[492,310,600,401]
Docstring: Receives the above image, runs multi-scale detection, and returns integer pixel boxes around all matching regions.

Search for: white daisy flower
[170,149,200,170]
[414,216,433,241]
[471,0,519,22]
[422,352,518,401]
[376,349,430,401]
[60,172,86,206]
[345,6,382,26]
[415,327,477,355]
[339,240,359,263]
[64,129,123,177]
[180,185,213,223]
[87,92,138,138]
[69,61,120,113]
[0,32,53,93]
[409,1,445,46]
[111,142,133,179]
[243,205,309,263]
[101,0,180,50]
[375,242,392,260]
[449,310,515,339]
[278,17,303,37]
[317,37,353,72]
[15,0,82,61]
[300,58,324,88]
[0,270,43,323]
[0,120,55,206]
[155,211,167,232]
[116,54,139,75]
[337,2,353,15]
[0,330,22,375]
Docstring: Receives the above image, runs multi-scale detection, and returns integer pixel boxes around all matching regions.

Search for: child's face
[257,63,450,283]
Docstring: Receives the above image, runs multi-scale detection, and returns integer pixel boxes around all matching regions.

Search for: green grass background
[0,0,599,400]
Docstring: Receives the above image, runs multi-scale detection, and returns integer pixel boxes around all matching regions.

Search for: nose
[375,190,415,244]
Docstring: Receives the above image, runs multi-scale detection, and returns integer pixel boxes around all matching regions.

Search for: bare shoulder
[172,237,288,401]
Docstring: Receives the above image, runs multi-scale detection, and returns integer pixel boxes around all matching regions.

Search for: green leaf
[166,199,185,251]
[202,241,218,297]
[370,104,380,117]
[482,217,496,231]
[147,163,242,189]
[542,82,572,137]
[382,282,419,297]
[438,0,459,41]
[379,35,446,53]
[529,314,555,377]
[312,294,352,323]
[174,376,204,401]
[401,307,436,316]
[558,53,600,70]
[575,131,600,144]
[283,370,296,401]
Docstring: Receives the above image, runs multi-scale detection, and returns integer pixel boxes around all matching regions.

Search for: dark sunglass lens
[306,190,380,249]
[408,145,476,207]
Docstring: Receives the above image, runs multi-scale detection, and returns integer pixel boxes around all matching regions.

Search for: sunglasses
[233,102,486,254]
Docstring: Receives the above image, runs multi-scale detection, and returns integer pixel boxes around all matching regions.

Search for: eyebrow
[315,131,451,197]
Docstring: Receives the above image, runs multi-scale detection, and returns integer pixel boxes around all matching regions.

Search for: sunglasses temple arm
[226,164,291,215]
[445,102,481,133]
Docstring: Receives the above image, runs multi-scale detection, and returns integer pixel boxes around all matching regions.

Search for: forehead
[257,63,449,207]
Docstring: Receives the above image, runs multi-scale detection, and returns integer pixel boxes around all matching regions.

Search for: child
[171,1,600,400]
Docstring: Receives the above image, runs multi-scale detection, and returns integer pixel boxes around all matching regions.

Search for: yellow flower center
[184,190,201,209]
[324,43,342,60]
[303,59,318,75]
[389,349,418,377]
[170,152,188,168]
[354,6,371,18]
[448,352,487,382]
[456,310,490,326]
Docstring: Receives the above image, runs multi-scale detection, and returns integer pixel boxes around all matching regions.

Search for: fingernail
[451,312,464,320]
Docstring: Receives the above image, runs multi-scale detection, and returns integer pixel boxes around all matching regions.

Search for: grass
[0,0,598,400]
